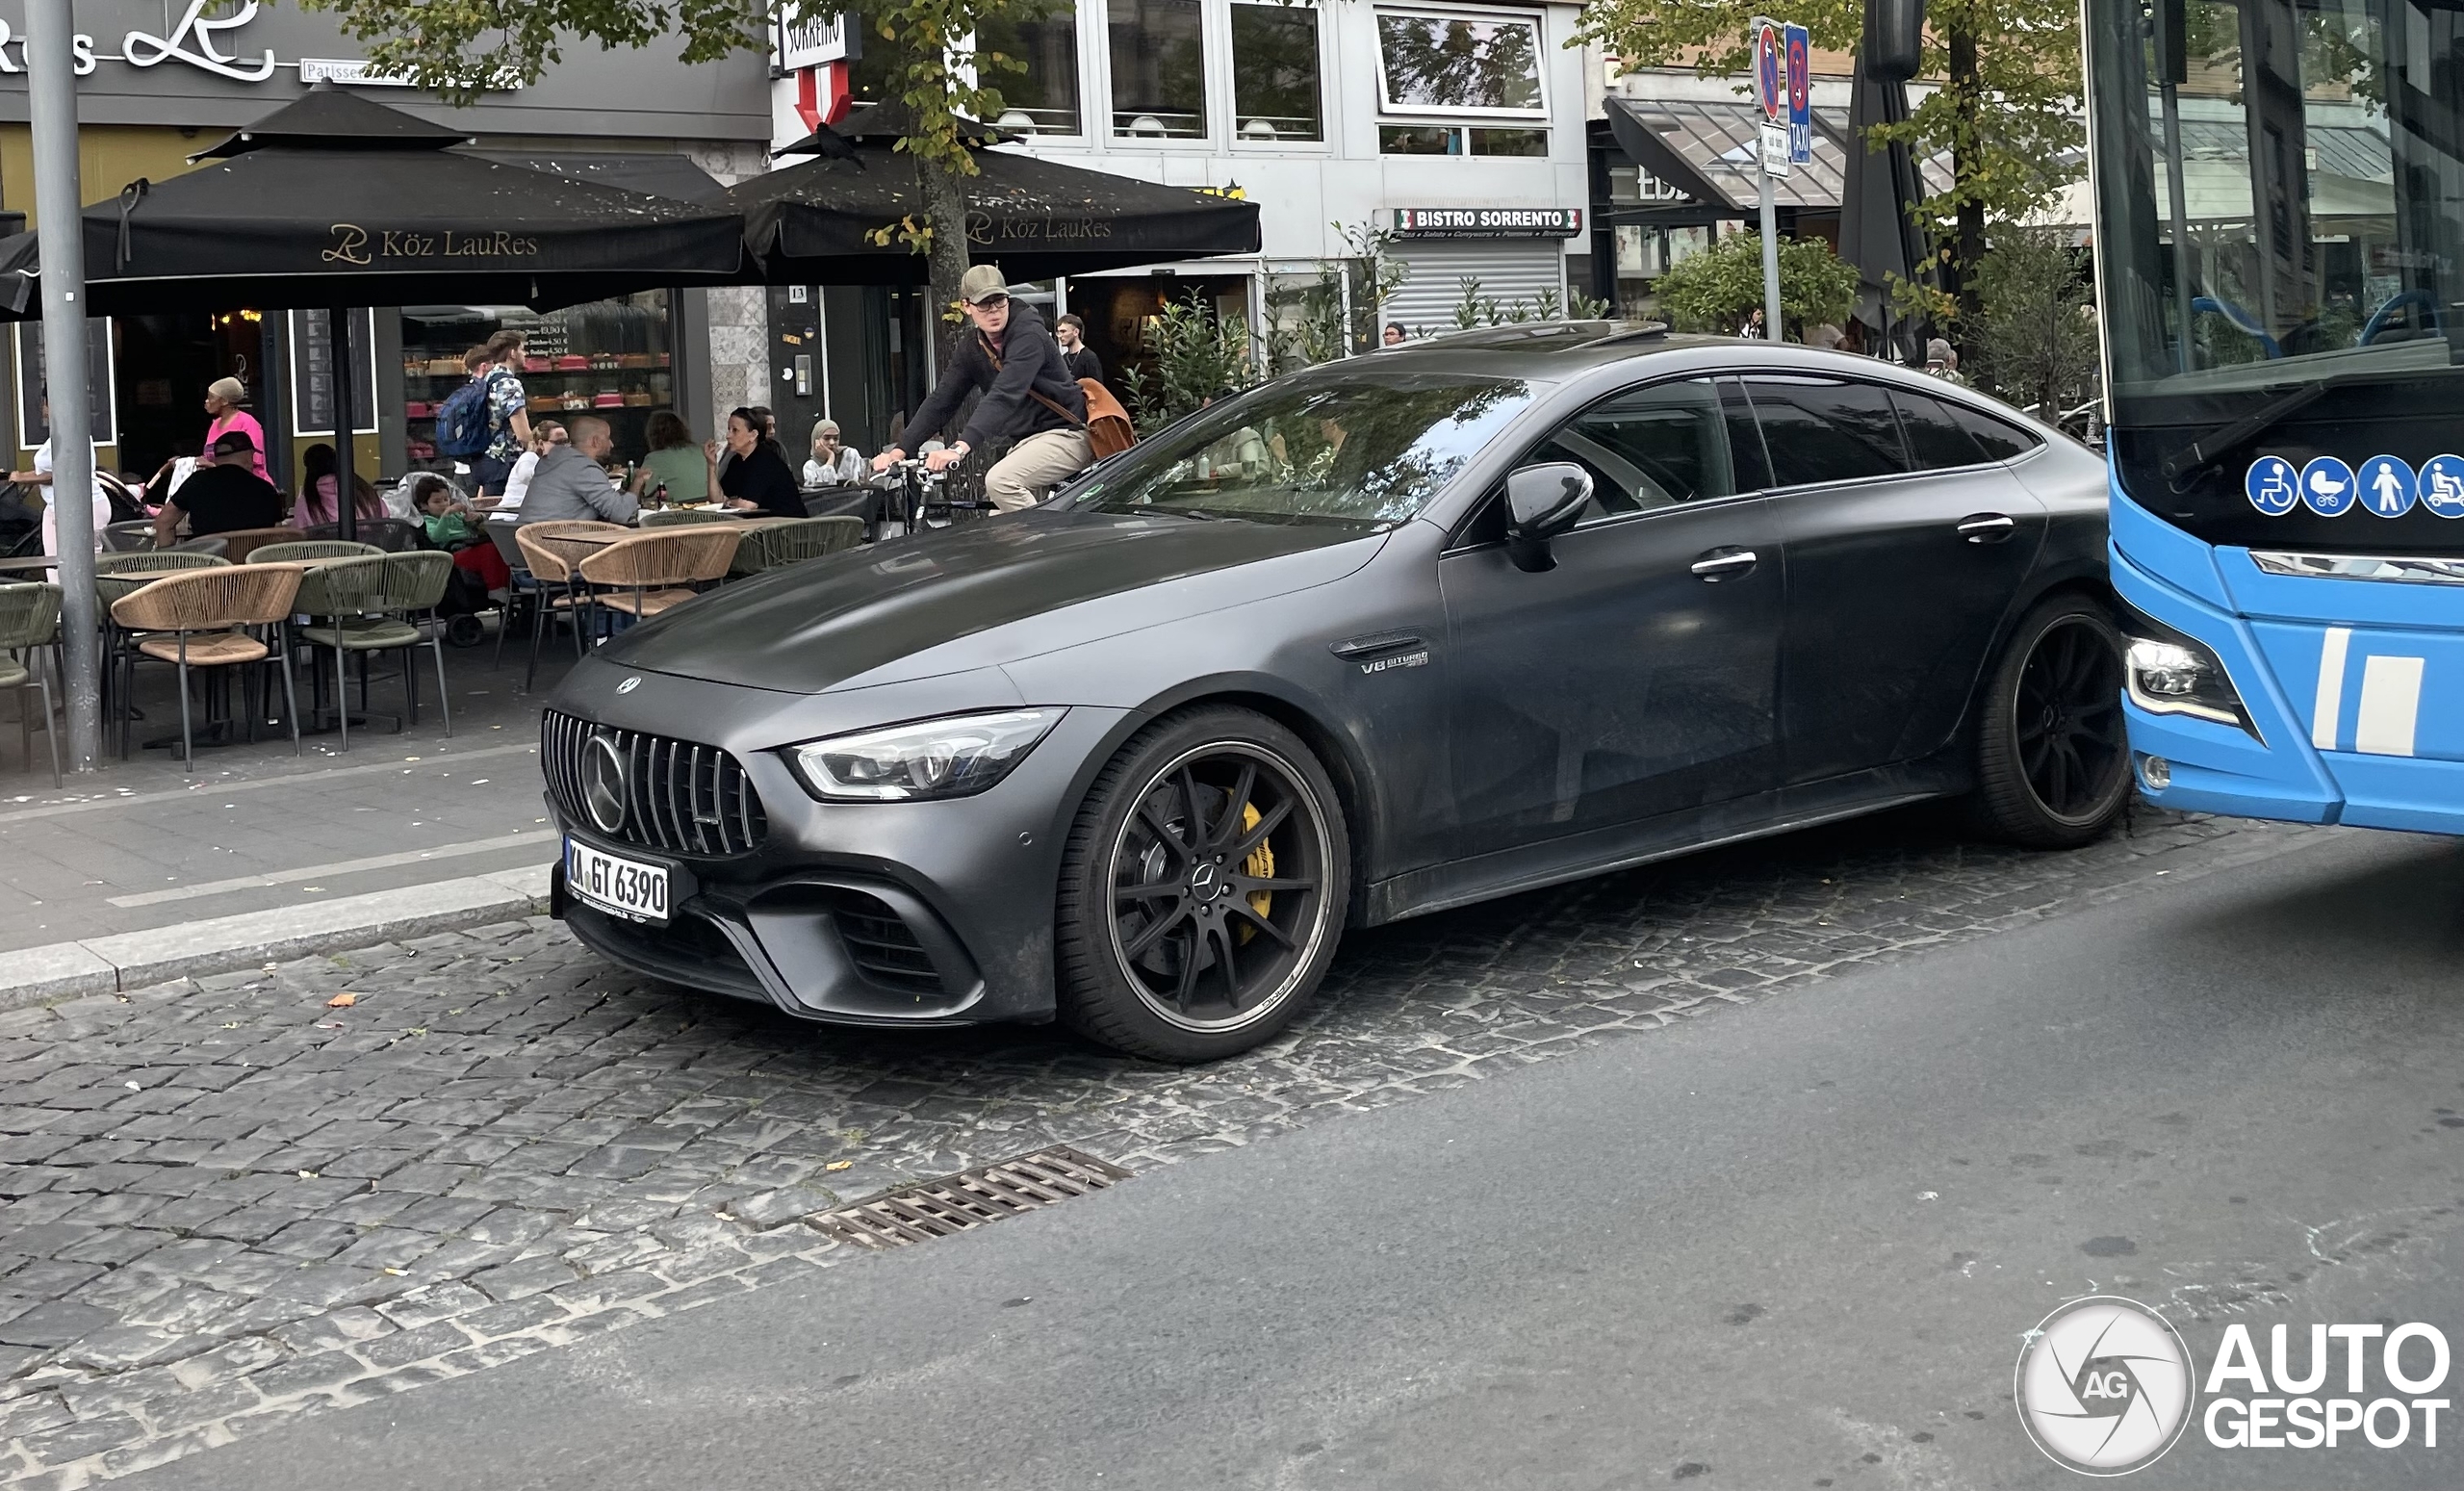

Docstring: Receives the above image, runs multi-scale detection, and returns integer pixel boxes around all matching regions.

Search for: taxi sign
[1784,22,1813,164]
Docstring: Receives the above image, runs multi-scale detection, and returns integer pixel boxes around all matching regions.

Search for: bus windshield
[2087,0,2464,551]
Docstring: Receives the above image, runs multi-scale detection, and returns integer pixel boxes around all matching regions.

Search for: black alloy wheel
[1969,594,2131,847]
[1056,707,1349,1062]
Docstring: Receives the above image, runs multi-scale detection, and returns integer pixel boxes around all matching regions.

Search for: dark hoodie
[905,302,1089,452]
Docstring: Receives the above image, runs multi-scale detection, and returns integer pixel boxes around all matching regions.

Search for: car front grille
[818,888,945,994]
[543,709,768,857]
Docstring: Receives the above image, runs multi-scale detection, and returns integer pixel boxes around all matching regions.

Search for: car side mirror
[1503,461,1592,573]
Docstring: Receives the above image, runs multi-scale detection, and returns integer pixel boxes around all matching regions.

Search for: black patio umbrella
[732,103,1262,284]
[1837,39,1933,359]
[0,84,746,537]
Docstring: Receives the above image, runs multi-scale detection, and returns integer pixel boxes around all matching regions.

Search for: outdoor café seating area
[0,479,899,784]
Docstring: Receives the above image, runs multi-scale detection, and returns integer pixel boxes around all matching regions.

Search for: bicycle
[880,455,994,536]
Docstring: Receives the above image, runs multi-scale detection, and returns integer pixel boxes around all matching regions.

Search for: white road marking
[2354,655,2426,758]
[2311,628,2351,751]
[107,830,558,908]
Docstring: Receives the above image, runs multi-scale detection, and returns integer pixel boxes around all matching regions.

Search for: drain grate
[814,1145,1133,1250]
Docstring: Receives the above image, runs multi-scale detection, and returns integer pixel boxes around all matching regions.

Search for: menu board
[12,319,117,450]
[288,308,379,436]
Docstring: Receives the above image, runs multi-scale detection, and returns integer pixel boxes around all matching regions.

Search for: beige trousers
[985,428,1093,512]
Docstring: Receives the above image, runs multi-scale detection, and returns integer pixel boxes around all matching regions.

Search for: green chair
[248,540,383,565]
[107,566,304,769]
[293,552,455,751]
[728,516,865,576]
[0,582,62,786]
[640,508,734,527]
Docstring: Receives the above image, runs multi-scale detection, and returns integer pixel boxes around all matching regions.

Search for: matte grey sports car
[542,324,2125,1061]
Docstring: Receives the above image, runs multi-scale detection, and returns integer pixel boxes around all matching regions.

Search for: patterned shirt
[484,369,526,462]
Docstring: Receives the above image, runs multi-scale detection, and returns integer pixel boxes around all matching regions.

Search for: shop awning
[1604,95,1952,217]
[0,84,747,320]
[729,105,1262,285]
[475,153,730,207]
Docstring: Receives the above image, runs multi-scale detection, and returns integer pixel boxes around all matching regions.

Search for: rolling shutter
[1382,241,1568,337]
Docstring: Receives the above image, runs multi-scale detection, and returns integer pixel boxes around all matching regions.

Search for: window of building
[1374,10,1546,116]
[1110,0,1209,139]
[979,5,1083,136]
[1231,1,1322,142]
[1377,123,1549,156]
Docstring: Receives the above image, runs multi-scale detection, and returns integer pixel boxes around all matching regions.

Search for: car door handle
[1957,513,2016,542]
[1689,549,1758,579]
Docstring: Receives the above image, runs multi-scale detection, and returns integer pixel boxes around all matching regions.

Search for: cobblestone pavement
[0,805,2327,1486]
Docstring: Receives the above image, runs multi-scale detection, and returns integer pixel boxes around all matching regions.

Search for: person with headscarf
[802,419,866,486]
[202,376,268,480]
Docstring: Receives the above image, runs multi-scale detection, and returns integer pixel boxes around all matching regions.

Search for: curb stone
[0,865,552,1009]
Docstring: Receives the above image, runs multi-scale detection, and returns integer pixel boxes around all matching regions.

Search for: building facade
[0,0,772,489]
[762,0,1603,454]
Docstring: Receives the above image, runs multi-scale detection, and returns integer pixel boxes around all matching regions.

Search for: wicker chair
[577,527,741,629]
[166,536,228,556]
[293,552,456,750]
[729,516,865,576]
[210,527,303,565]
[100,520,156,553]
[638,508,734,528]
[107,565,304,768]
[247,540,383,566]
[94,553,233,732]
[511,522,628,690]
[303,518,423,553]
[0,582,62,785]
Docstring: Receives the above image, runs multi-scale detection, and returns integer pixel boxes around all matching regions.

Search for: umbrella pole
[26,0,99,770]
[329,307,356,542]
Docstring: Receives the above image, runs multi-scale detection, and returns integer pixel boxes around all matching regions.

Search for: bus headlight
[2121,615,2258,738]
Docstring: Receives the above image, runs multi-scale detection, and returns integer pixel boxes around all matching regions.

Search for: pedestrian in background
[474,331,532,498]
[1925,338,1967,384]
[1056,314,1106,383]
[201,377,268,480]
[6,400,112,560]
[1381,321,1407,347]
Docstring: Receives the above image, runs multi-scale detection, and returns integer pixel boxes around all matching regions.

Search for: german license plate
[564,837,670,923]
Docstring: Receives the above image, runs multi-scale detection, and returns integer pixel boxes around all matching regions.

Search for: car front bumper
[542,656,1137,1027]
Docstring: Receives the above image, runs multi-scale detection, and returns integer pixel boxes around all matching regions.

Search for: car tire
[1966,592,2132,848]
[1055,707,1350,1063]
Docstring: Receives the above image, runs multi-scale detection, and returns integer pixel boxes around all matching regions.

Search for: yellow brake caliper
[1239,802,1273,939]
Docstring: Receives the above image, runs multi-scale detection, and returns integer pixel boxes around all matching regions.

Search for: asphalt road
[132,825,2464,1491]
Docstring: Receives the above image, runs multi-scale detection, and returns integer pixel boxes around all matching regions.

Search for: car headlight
[784,709,1063,802]
[2121,609,2258,738]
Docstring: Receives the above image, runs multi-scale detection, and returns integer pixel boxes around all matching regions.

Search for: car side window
[1522,377,1738,527]
[1740,376,1910,488]
[1944,400,2041,461]
[1890,388,1989,470]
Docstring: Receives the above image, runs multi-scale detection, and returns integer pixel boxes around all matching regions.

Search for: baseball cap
[210,429,257,457]
[958,264,1010,305]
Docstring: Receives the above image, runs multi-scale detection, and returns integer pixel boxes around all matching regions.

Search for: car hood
[603,508,1387,695]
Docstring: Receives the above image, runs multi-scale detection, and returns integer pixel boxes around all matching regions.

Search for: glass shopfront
[399,292,678,475]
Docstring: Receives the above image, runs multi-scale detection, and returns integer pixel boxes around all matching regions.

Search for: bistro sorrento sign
[1391,207,1583,239]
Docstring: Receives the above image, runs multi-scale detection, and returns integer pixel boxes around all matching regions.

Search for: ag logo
[2016,1297,2194,1476]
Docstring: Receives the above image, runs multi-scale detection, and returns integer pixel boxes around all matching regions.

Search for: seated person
[802,419,866,486]
[289,442,386,528]
[483,421,564,518]
[155,430,282,545]
[515,415,639,527]
[705,407,803,518]
[408,473,485,550]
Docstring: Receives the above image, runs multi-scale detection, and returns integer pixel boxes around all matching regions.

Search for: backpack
[434,374,494,458]
[982,336,1137,460]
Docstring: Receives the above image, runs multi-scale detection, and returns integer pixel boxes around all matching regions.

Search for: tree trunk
[1949,26,1984,347]
[916,152,972,367]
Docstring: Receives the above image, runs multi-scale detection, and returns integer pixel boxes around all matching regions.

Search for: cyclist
[870,265,1090,513]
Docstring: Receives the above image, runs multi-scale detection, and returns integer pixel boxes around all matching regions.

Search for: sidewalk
[0,649,577,1002]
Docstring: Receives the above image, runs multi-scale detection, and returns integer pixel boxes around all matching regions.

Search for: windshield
[1063,371,1538,527]
[2087,0,2464,551]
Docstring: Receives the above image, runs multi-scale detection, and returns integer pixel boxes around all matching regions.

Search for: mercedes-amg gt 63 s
[542,324,2125,1061]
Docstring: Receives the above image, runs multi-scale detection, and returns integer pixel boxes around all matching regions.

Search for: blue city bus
[2083,0,2462,835]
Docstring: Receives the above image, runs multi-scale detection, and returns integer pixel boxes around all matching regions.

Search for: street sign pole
[26,0,99,771]
[1752,17,1784,341]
